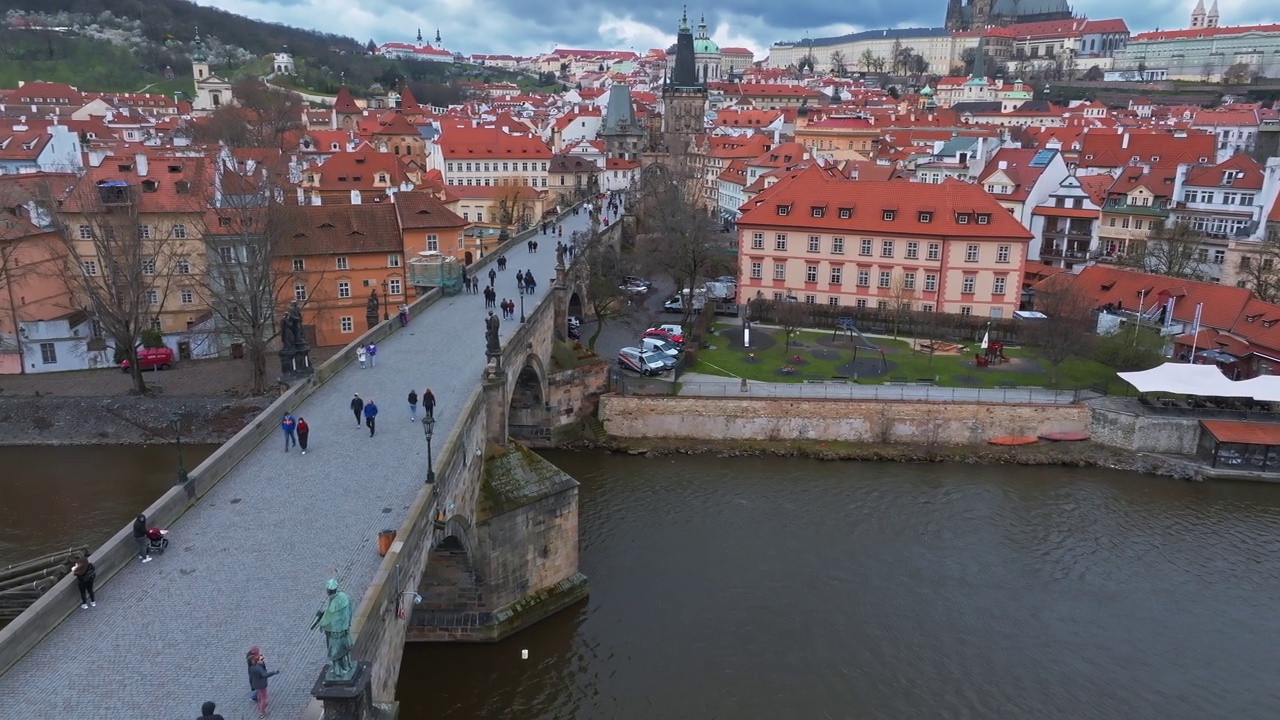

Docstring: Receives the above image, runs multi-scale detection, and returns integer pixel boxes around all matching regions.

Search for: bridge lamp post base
[313,661,381,720]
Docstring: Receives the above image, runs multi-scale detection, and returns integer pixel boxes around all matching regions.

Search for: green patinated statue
[312,578,355,682]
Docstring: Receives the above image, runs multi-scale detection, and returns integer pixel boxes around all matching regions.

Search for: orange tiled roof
[302,152,410,192]
[1184,153,1265,191]
[1132,24,1280,41]
[438,126,552,159]
[279,203,401,256]
[62,153,211,215]
[393,190,467,230]
[738,165,1032,240]
[1052,265,1251,330]
[1078,129,1215,169]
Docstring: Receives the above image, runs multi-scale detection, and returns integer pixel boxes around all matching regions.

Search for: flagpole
[1188,302,1203,363]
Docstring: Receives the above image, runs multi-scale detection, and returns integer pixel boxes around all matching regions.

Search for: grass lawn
[692,327,1126,392]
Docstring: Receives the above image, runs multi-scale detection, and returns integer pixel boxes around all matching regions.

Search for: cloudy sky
[212,0,1278,57]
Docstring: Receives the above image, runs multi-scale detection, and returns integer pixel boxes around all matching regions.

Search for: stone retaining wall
[598,395,1088,445]
[1086,402,1203,455]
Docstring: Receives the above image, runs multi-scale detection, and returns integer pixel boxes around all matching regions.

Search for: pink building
[736,165,1032,318]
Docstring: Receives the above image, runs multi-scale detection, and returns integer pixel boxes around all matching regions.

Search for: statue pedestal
[312,661,376,720]
[279,344,314,381]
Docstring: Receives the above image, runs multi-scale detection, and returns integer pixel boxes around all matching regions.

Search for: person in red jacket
[296,417,310,455]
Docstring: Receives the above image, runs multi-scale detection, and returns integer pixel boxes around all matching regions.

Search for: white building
[17,312,112,374]
[1113,22,1280,81]
[272,52,295,75]
[190,34,233,114]
[1171,154,1279,282]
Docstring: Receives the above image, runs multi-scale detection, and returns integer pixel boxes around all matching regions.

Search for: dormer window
[175,181,190,194]
[330,143,340,151]
[141,180,158,193]
[306,174,316,183]
[957,214,970,224]
[377,173,388,184]
[1265,319,1277,329]
[918,212,932,223]
[168,165,181,173]
[117,163,133,172]
[776,204,790,216]
[882,210,895,221]
[811,207,824,218]
[977,214,990,225]
[1151,156,1159,162]
[838,208,851,219]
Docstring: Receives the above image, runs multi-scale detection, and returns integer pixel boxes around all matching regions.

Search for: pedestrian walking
[398,304,409,326]
[366,342,377,368]
[350,394,365,426]
[132,514,152,563]
[246,647,261,702]
[558,226,563,237]
[249,651,279,718]
[356,345,367,369]
[364,399,379,437]
[532,240,539,253]
[527,240,533,252]
[296,418,309,455]
[515,270,524,293]
[488,268,496,286]
[199,700,226,720]
[408,389,418,421]
[72,554,95,609]
[280,413,297,452]
[422,387,436,419]
[526,274,537,295]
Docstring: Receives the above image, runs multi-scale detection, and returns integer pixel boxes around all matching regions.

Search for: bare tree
[829,50,847,76]
[858,48,877,73]
[194,156,315,394]
[572,229,630,350]
[887,270,917,339]
[775,298,808,352]
[40,170,202,393]
[890,39,905,74]
[188,79,305,150]
[1235,239,1280,303]
[634,159,733,327]
[1029,277,1097,385]
[1222,62,1252,85]
[1119,220,1210,280]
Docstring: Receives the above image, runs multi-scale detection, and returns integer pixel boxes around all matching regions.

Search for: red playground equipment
[975,340,1008,367]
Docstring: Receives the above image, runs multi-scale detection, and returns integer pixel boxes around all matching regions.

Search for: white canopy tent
[1117,363,1254,398]
[1234,375,1280,403]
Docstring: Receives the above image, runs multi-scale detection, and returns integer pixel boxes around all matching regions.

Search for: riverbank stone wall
[598,396,1088,445]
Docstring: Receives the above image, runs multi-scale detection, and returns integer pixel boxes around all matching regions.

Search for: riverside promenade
[0,211,593,719]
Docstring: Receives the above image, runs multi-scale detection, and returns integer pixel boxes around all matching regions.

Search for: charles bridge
[0,202,623,719]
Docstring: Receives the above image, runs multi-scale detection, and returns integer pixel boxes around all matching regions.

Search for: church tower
[661,8,707,155]
[1206,0,1220,27]
[1190,0,1207,28]
[190,30,233,115]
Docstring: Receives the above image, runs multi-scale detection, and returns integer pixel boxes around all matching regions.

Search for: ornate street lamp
[380,280,390,321]
[421,415,436,484]
[170,412,189,485]
[519,290,526,324]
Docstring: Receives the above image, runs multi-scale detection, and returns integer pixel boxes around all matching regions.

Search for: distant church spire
[435,27,442,44]
[416,27,422,42]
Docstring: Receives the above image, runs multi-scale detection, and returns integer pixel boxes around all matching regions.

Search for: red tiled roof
[302,153,410,192]
[1184,153,1265,191]
[1051,265,1251,330]
[1078,129,1215,169]
[438,126,552,159]
[1132,24,1280,42]
[392,190,467,230]
[738,165,1032,240]
[1107,164,1177,198]
[332,86,362,115]
[979,148,1056,202]
[62,153,211,215]
[448,185,543,201]
[279,203,401,256]
[605,157,639,170]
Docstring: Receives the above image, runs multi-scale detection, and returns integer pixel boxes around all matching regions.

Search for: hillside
[0,0,552,96]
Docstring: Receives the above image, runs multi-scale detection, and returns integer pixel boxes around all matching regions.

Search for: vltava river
[401,451,1280,719]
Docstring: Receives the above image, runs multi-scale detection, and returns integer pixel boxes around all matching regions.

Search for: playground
[693,321,1121,391]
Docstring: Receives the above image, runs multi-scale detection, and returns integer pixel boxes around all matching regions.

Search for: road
[0,207,599,719]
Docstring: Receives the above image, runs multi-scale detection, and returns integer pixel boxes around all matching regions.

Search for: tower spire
[435,27,442,44]
[416,27,422,43]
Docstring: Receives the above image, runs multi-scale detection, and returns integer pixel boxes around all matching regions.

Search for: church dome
[694,37,720,54]
[920,85,935,97]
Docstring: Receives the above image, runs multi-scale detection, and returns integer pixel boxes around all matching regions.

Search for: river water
[0,444,217,565]
[401,451,1280,720]
[4,446,1279,717]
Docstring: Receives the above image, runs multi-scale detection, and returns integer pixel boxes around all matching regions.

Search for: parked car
[121,346,175,372]
[617,347,669,376]
[623,276,652,290]
[663,291,705,314]
[640,337,680,359]
[620,280,649,295]
[567,316,581,341]
[643,326,685,347]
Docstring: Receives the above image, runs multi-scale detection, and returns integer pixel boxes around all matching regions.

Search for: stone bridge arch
[508,352,551,444]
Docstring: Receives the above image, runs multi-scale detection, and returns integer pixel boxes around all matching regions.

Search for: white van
[640,337,680,358]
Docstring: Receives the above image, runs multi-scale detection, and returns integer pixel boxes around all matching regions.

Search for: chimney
[998,160,1008,170]
[135,153,148,176]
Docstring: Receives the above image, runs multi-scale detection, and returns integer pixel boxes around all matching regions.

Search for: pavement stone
[0,203,606,719]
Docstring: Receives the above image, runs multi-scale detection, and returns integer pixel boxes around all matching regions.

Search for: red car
[643,327,684,347]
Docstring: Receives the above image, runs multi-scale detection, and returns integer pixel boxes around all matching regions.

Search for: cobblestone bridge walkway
[0,207,601,719]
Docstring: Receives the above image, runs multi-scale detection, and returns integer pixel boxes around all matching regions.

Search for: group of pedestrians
[407,388,435,421]
[355,342,378,369]
[279,413,310,454]
[526,239,540,253]
[499,298,517,320]
[191,644,278,719]
[350,393,379,437]
[513,269,538,296]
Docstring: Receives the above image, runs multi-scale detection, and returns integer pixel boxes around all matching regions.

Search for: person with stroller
[132,514,152,563]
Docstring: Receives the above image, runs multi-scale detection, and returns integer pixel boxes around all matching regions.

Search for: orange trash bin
[377,529,397,557]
